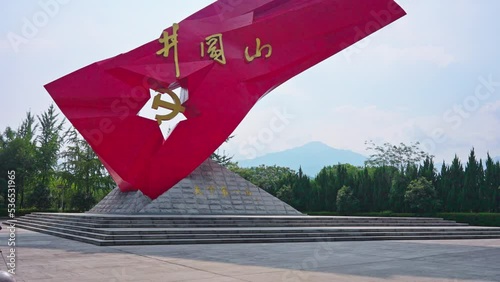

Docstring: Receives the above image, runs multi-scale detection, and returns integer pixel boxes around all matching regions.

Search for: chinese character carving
[221,186,229,197]
[245,188,252,196]
[194,185,203,195]
[207,185,216,195]
[201,33,226,65]
[157,23,181,78]
[245,38,272,62]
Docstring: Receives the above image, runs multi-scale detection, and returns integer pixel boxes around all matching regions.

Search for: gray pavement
[1,228,500,282]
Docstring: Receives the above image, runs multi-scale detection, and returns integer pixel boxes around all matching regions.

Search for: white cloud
[371,44,456,67]
[0,39,13,52]
[224,101,500,163]
[224,97,500,162]
[480,100,500,114]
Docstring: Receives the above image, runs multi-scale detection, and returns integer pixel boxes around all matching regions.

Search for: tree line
[0,105,114,212]
[2,105,499,214]
[230,142,500,214]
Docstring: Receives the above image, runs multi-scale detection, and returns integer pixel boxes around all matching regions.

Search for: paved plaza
[1,228,500,281]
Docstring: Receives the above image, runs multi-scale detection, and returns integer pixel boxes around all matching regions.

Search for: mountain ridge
[237,142,366,176]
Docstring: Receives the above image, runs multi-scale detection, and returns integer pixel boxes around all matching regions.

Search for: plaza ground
[1,228,500,282]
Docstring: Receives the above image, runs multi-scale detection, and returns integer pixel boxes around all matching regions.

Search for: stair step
[21,216,466,227]
[8,220,500,241]
[9,222,500,247]
[7,213,494,246]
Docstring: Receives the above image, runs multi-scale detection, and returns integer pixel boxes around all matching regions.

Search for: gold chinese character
[201,33,226,65]
[245,188,252,196]
[221,186,229,197]
[156,23,180,78]
[151,88,185,125]
[194,185,203,195]
[207,185,216,195]
[245,38,272,62]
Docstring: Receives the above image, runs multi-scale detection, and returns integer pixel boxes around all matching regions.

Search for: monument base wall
[89,159,301,215]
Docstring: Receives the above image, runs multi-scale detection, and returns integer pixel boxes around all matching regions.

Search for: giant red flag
[45,0,406,199]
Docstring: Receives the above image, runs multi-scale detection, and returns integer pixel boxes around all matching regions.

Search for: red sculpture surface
[45,0,406,199]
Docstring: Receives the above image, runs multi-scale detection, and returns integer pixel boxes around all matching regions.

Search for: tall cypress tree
[292,167,311,211]
[389,168,407,212]
[449,155,464,212]
[463,149,481,212]
[484,155,497,211]
[357,167,372,212]
[419,157,436,184]
[437,162,451,211]
[495,160,500,212]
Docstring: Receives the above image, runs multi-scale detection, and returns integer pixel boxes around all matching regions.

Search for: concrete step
[7,221,500,247]
[7,219,500,241]
[26,213,455,223]
[23,214,466,227]
[9,218,494,235]
[19,217,466,229]
[6,219,489,241]
[6,213,492,246]
[11,219,499,235]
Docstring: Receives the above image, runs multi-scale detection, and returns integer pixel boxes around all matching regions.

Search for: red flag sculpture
[45,0,406,199]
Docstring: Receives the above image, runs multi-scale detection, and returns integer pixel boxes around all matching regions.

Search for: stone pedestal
[90,159,301,215]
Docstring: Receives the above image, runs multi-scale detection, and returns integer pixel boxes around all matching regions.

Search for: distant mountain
[237,142,366,176]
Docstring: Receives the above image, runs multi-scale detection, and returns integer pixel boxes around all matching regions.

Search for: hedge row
[307,211,500,227]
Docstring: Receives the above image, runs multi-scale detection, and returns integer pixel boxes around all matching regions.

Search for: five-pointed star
[137,88,188,140]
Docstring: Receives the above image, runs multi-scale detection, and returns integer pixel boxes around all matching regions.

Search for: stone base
[89,159,301,215]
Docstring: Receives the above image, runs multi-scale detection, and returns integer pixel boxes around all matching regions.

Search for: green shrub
[336,186,360,214]
[404,177,440,213]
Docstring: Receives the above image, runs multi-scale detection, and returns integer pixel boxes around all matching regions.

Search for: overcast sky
[1,0,499,163]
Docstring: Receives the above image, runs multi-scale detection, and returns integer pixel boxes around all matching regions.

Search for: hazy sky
[1,0,499,163]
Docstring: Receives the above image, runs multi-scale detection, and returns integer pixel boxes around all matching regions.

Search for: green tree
[483,154,497,212]
[496,160,500,212]
[437,162,451,211]
[210,136,234,167]
[371,166,396,211]
[336,185,360,214]
[24,105,65,209]
[33,105,65,196]
[314,166,336,211]
[276,184,294,205]
[404,177,440,213]
[28,184,52,210]
[61,129,114,211]
[230,165,296,196]
[365,140,433,168]
[389,169,407,212]
[356,167,373,212]
[419,157,436,184]
[463,149,482,212]
[291,167,311,211]
[448,155,465,212]
[0,112,38,208]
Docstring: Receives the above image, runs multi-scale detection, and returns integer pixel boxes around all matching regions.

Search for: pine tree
[437,162,451,211]
[35,104,65,187]
[493,162,500,212]
[372,166,394,211]
[389,168,407,212]
[291,167,311,211]
[463,149,481,212]
[357,167,372,212]
[449,155,464,212]
[61,129,114,211]
[419,157,436,184]
[0,112,38,208]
